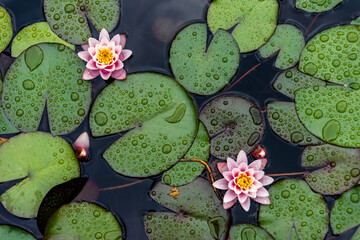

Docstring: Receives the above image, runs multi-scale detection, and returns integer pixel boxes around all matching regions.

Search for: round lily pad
[199,95,264,160]
[352,17,360,25]
[44,0,120,45]
[90,73,198,177]
[296,0,343,12]
[352,228,360,240]
[267,101,322,146]
[44,202,123,240]
[330,186,360,235]
[11,22,75,57]
[207,0,278,53]
[169,23,239,95]
[295,85,360,147]
[229,224,274,240]
[259,179,328,240]
[0,76,19,134]
[162,122,210,186]
[0,132,80,218]
[3,43,91,135]
[272,67,326,99]
[303,144,360,195]
[0,225,35,240]
[259,24,305,69]
[0,6,12,54]
[145,178,229,240]
[299,25,360,85]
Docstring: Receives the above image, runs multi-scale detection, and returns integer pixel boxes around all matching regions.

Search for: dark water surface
[0,0,360,239]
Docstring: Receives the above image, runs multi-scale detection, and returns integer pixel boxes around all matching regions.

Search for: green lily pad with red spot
[90,73,198,177]
[44,202,123,240]
[259,179,328,240]
[259,24,305,69]
[0,6,13,54]
[229,224,274,240]
[2,43,91,135]
[144,178,230,240]
[207,0,278,53]
[296,0,343,12]
[272,67,326,99]
[169,23,239,95]
[299,25,360,85]
[267,101,322,146]
[162,122,210,186]
[302,145,360,195]
[330,186,360,235]
[199,95,264,160]
[0,75,19,134]
[44,0,120,45]
[0,225,35,240]
[0,132,80,218]
[295,85,360,148]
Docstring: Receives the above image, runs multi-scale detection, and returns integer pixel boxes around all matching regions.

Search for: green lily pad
[267,101,322,146]
[259,24,305,69]
[162,122,210,186]
[352,228,360,240]
[11,22,75,57]
[207,0,278,53]
[169,23,239,95]
[0,6,12,54]
[145,178,229,240]
[44,202,123,240]
[0,132,80,218]
[44,0,120,45]
[0,76,19,134]
[229,224,274,240]
[0,225,35,240]
[90,73,197,177]
[272,67,326,99]
[352,17,360,25]
[199,95,264,160]
[330,186,360,235]
[259,179,328,240]
[296,0,343,12]
[2,43,91,135]
[295,85,360,147]
[303,145,360,195]
[299,25,360,85]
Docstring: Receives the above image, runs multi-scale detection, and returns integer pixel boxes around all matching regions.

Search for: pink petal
[238,193,248,203]
[111,69,127,80]
[78,51,91,62]
[232,168,240,178]
[245,168,255,176]
[223,198,237,210]
[253,170,265,180]
[248,160,262,171]
[120,49,132,61]
[100,37,109,46]
[259,158,268,170]
[114,60,124,70]
[115,45,122,55]
[223,190,237,203]
[239,162,248,172]
[253,180,263,189]
[223,171,234,182]
[88,38,99,48]
[107,41,116,51]
[227,157,238,171]
[248,191,256,198]
[86,60,98,70]
[88,47,96,57]
[81,44,90,51]
[99,28,110,41]
[253,196,270,205]
[234,185,242,195]
[236,150,248,165]
[100,69,112,80]
[256,187,269,197]
[259,176,274,186]
[217,162,227,174]
[240,197,251,211]
[74,132,90,150]
[213,178,229,190]
[104,63,116,72]
[248,184,258,193]
[228,180,236,190]
[83,69,99,80]
[120,34,127,48]
[111,34,121,45]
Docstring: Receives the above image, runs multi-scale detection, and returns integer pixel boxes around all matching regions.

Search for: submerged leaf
[169,23,239,95]
[296,0,343,12]
[199,95,264,160]
[229,224,274,240]
[0,6,12,54]
[207,0,278,53]
[0,225,35,240]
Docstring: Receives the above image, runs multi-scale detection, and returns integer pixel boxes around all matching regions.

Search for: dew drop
[322,119,340,142]
[23,79,35,90]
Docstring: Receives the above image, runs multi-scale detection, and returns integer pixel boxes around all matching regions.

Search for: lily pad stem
[266,171,309,177]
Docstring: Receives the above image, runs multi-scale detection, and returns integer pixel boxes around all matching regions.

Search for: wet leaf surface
[0,76,19,134]
[229,224,274,240]
[296,0,343,12]
[0,225,35,240]
[0,6,12,54]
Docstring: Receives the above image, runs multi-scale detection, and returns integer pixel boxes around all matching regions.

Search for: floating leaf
[207,0,278,53]
[259,179,328,240]
[303,145,360,195]
[272,67,326,99]
[295,85,360,147]
[44,0,120,45]
[199,95,264,160]
[352,228,360,240]
[352,17,360,25]
[162,122,210,186]
[0,225,35,240]
[0,76,19,134]
[229,224,274,240]
[169,23,239,95]
[3,43,91,135]
[145,178,229,240]
[0,132,80,218]
[90,73,197,177]
[267,101,322,146]
[296,0,343,12]
[11,22,75,57]
[259,24,304,69]
[44,202,123,240]
[0,6,12,54]
[330,186,360,235]
[299,25,360,85]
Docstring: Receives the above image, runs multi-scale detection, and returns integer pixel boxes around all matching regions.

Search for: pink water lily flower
[78,29,132,80]
[213,150,274,211]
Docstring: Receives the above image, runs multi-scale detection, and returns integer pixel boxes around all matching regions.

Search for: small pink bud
[74,132,89,162]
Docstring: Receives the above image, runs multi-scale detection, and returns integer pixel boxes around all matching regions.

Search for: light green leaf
[0,6,12,54]
[0,75,19,134]
[229,224,274,240]
[352,17,360,25]
[0,225,35,240]
[296,0,343,12]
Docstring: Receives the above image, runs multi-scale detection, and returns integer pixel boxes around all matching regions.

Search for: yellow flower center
[236,173,253,190]
[97,48,114,65]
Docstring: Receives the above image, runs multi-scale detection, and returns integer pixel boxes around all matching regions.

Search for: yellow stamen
[97,48,114,65]
[236,173,253,190]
